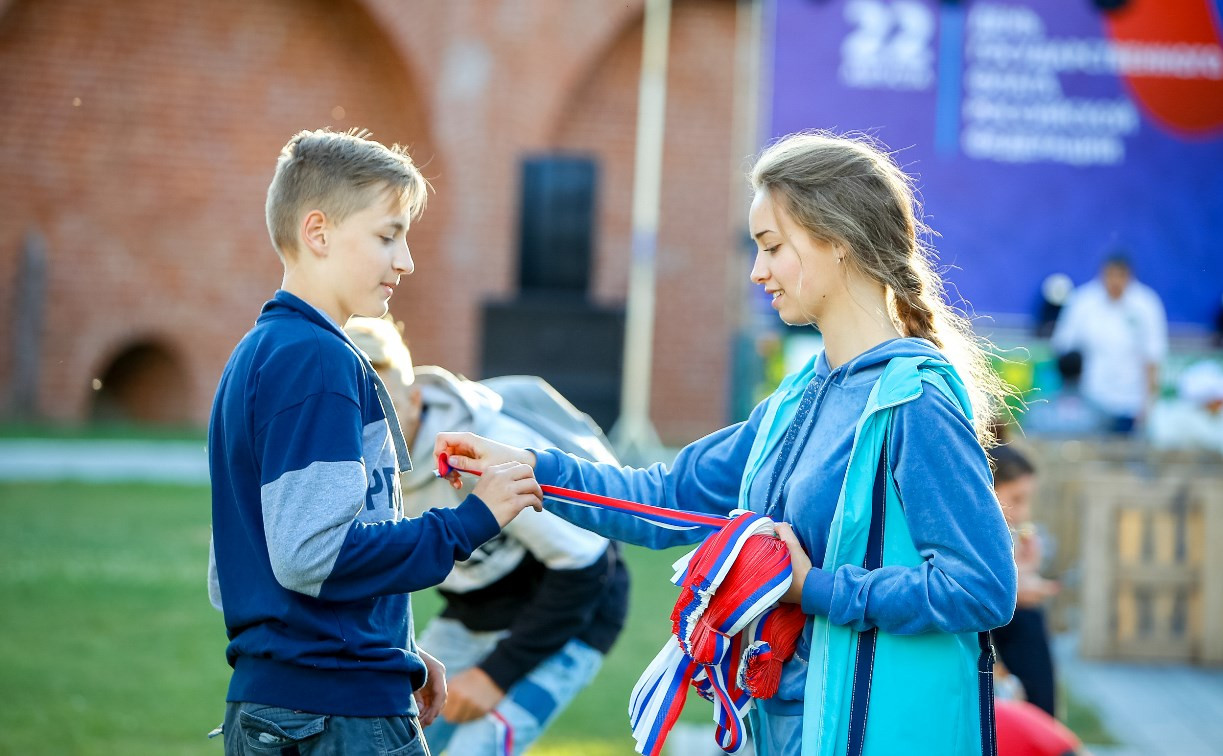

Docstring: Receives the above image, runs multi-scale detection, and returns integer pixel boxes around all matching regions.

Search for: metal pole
[611,0,671,464]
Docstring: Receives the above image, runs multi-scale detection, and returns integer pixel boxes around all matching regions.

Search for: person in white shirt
[1051,255,1168,433]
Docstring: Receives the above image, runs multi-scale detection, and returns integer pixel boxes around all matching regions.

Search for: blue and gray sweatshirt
[208,290,500,716]
[530,337,1016,713]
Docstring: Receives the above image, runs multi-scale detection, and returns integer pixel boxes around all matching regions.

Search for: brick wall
[0,0,744,443]
[0,0,437,422]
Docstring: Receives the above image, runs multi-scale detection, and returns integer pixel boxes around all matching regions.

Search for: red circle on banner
[1104,0,1223,135]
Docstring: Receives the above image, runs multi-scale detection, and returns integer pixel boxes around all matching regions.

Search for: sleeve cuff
[801,567,835,616]
[528,448,562,486]
[452,493,501,553]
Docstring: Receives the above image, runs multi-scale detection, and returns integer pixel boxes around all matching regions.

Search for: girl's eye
[765,245,780,254]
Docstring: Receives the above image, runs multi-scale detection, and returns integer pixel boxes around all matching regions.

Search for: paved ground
[1055,634,1223,755]
[4,439,1222,754]
[0,438,208,484]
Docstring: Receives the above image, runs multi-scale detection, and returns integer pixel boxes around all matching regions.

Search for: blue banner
[767,0,1223,327]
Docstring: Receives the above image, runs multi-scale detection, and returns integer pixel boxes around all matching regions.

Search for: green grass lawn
[0,481,1113,754]
[0,482,701,755]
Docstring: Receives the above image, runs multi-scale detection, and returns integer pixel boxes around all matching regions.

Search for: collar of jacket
[260,290,413,473]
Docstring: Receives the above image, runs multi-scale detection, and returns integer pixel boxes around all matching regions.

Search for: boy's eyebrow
[385,220,407,234]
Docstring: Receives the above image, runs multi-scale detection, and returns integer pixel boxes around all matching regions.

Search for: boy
[345,316,630,754]
[208,128,543,755]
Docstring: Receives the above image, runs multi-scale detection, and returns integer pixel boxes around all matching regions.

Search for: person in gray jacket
[345,316,629,755]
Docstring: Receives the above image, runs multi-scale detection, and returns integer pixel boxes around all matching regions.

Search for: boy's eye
[380,236,395,244]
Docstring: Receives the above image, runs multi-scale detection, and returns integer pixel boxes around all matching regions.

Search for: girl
[436,132,1017,755]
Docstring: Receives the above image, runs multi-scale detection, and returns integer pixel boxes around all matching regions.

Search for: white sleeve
[1141,289,1169,363]
[1050,291,1085,354]
[503,507,609,569]
[478,412,610,569]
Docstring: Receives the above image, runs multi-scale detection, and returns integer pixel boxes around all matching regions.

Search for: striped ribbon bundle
[630,512,806,755]
[435,454,805,756]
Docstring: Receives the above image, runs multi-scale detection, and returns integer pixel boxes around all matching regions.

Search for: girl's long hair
[750,131,1010,445]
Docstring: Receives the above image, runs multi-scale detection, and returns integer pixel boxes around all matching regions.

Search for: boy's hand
[434,432,535,490]
[471,461,544,527]
[413,648,447,727]
[441,667,505,724]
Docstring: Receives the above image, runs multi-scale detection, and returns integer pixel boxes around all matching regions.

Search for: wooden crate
[1077,469,1223,663]
[1020,439,1222,637]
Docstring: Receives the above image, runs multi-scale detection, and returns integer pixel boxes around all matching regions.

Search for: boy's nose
[396,246,414,276]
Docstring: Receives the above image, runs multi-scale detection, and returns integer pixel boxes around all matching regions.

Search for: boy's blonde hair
[266,128,429,258]
[345,316,414,388]
[750,131,1009,445]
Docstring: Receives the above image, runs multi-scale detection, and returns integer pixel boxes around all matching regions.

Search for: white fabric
[1178,361,1223,405]
[399,367,609,593]
[1147,400,1223,455]
[1051,278,1167,416]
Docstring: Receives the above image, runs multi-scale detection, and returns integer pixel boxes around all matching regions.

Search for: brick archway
[91,339,190,424]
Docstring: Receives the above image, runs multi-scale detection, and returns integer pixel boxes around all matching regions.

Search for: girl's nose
[749,250,768,284]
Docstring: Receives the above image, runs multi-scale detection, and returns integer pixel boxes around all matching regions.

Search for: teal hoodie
[531,337,1016,753]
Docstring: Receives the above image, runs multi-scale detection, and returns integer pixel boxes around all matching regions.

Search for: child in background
[989,444,1060,718]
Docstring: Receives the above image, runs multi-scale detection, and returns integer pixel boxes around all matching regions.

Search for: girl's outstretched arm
[435,400,771,550]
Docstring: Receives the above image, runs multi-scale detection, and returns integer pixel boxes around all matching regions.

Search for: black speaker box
[480,296,625,431]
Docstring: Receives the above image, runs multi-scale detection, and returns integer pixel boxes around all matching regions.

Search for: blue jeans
[418,617,604,755]
[222,702,428,755]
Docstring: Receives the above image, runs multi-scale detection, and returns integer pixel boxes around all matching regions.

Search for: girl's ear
[300,210,329,257]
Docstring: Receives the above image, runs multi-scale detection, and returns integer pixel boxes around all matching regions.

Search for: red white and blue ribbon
[632,512,803,755]
[487,710,514,756]
[437,455,805,756]
[437,452,730,532]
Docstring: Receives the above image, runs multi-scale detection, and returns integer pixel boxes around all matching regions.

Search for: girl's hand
[775,522,812,605]
[433,432,535,490]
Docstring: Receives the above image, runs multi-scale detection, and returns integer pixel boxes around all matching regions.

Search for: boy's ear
[300,210,329,257]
